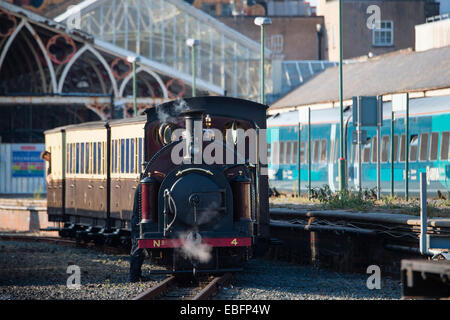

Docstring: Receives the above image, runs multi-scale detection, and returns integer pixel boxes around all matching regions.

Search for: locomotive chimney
[183,111,203,164]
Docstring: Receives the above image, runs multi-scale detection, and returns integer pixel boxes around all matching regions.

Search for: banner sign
[11,144,45,178]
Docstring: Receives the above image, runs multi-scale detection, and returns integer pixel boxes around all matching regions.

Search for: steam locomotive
[44,97,270,273]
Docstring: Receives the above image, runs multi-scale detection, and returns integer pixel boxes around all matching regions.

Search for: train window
[362,138,371,163]
[399,134,406,162]
[393,135,399,162]
[300,142,305,163]
[81,143,85,174]
[430,132,439,161]
[279,141,285,164]
[272,141,279,164]
[372,136,377,163]
[313,140,319,163]
[292,141,298,164]
[335,138,339,162]
[121,139,125,173]
[131,138,135,173]
[66,146,69,174]
[101,142,105,175]
[138,137,143,172]
[112,140,115,174]
[267,143,271,162]
[320,139,327,163]
[381,136,390,163]
[126,139,130,173]
[285,141,292,164]
[440,132,450,161]
[409,135,419,162]
[330,140,335,163]
[86,143,90,174]
[93,142,97,174]
[419,133,429,161]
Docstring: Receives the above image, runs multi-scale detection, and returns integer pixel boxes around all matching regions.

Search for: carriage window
[267,143,271,161]
[335,138,339,162]
[292,141,298,164]
[362,138,371,163]
[272,141,279,164]
[126,139,130,173]
[67,144,70,174]
[419,133,429,161]
[138,137,143,172]
[120,139,125,173]
[131,138,135,173]
[98,142,102,174]
[320,139,327,163]
[86,143,90,174]
[93,142,97,174]
[285,141,292,164]
[112,140,115,173]
[300,142,305,163]
[313,140,320,163]
[80,142,85,174]
[372,136,378,163]
[330,140,335,163]
[441,131,450,161]
[393,135,399,162]
[430,132,439,161]
[279,141,285,164]
[409,135,418,162]
[101,142,105,175]
[399,134,406,162]
[381,136,390,163]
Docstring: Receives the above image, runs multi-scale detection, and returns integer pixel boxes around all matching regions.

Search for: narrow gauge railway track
[134,273,232,300]
[0,234,128,255]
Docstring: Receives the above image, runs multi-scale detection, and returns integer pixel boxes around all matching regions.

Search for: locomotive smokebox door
[158,165,233,233]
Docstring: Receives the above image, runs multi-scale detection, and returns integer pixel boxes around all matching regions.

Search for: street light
[316,23,323,61]
[186,38,199,97]
[254,16,271,105]
[127,55,140,117]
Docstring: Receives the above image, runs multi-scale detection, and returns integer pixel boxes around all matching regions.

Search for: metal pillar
[405,93,410,201]
[390,111,394,197]
[338,0,346,192]
[297,122,301,197]
[308,108,312,199]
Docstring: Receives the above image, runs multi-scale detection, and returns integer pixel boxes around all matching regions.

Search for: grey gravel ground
[214,258,402,300]
[0,240,166,300]
[0,240,401,300]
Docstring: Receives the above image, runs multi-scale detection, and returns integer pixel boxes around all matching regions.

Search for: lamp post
[338,0,346,192]
[186,38,199,97]
[254,17,271,105]
[316,23,323,61]
[127,55,140,117]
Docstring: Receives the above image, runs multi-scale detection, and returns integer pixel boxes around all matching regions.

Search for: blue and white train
[267,95,450,196]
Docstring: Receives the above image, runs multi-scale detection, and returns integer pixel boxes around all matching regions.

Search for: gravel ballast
[0,240,401,300]
[214,258,401,300]
[0,240,165,300]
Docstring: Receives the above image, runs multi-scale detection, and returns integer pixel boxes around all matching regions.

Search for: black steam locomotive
[44,97,269,274]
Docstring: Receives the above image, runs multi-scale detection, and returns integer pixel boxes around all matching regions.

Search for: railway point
[0,0,449,309]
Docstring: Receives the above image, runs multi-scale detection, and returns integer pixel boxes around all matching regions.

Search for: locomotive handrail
[175,168,213,177]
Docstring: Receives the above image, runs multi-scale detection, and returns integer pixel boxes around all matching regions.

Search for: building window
[201,4,217,17]
[372,21,393,46]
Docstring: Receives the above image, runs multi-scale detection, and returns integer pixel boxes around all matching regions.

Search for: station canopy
[56,0,272,101]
